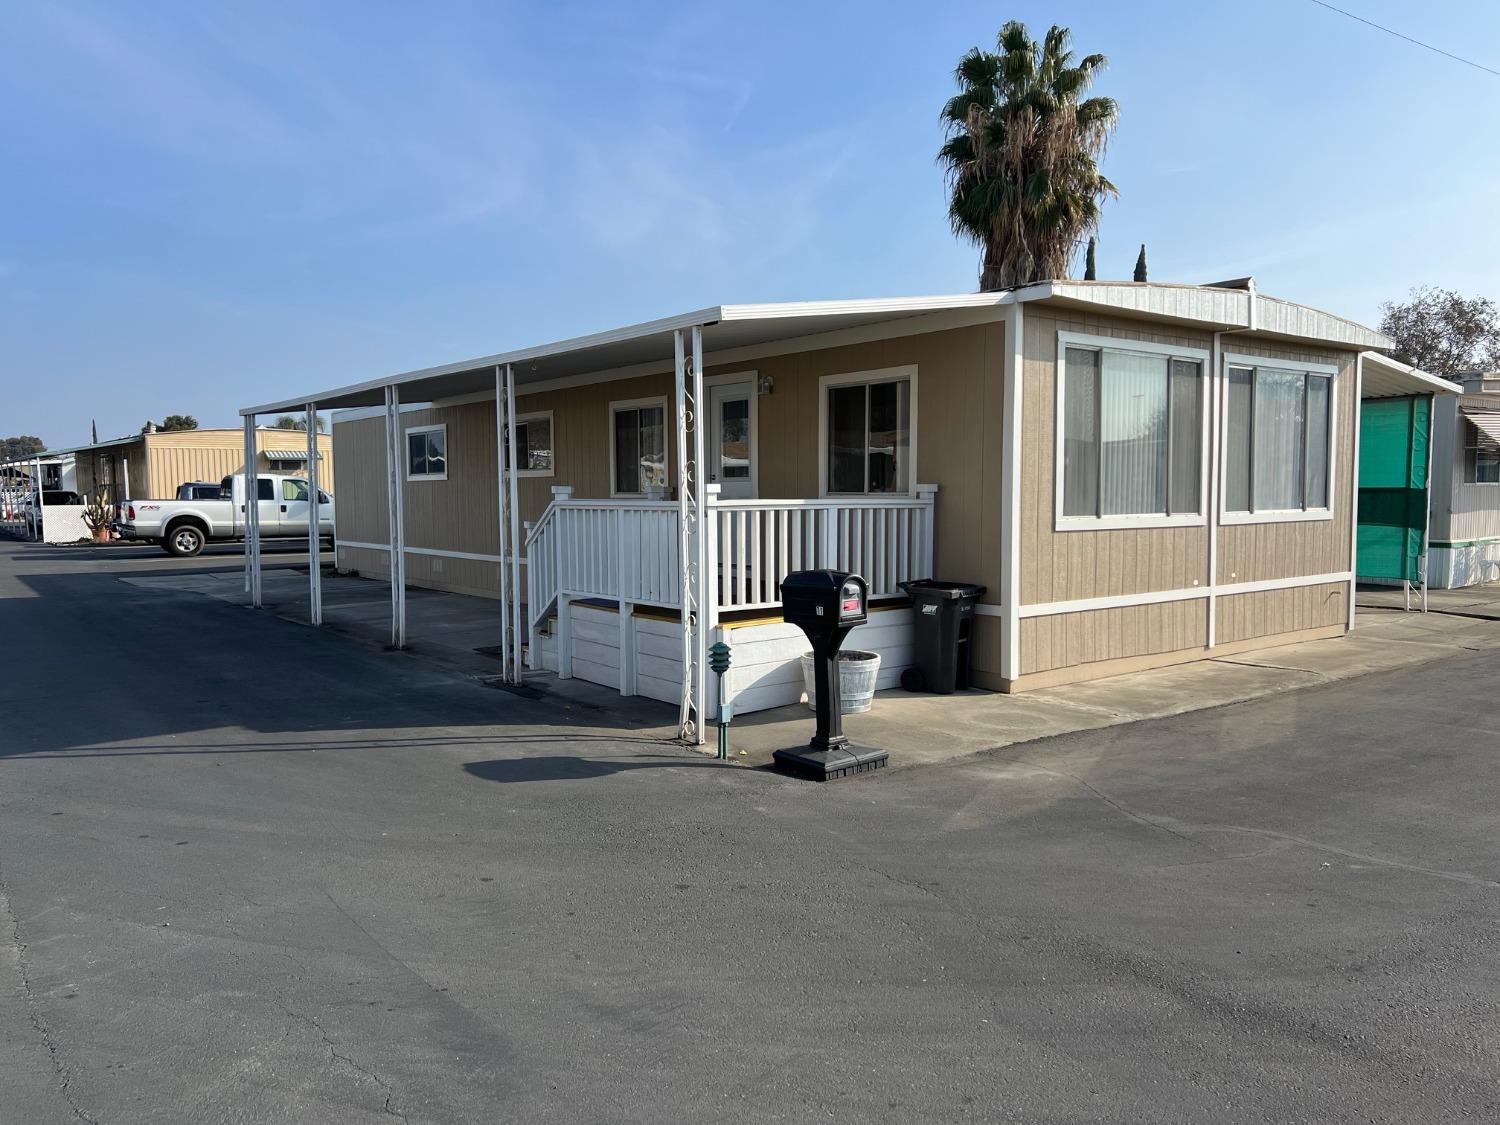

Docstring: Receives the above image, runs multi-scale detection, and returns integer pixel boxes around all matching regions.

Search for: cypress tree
[1133,243,1148,283]
[1084,238,1097,281]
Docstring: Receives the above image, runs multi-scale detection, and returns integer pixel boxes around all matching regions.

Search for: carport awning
[1463,411,1500,449]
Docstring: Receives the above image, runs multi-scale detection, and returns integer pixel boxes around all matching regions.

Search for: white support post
[1348,354,1363,631]
[384,385,406,648]
[505,364,523,682]
[246,420,258,594]
[690,325,708,744]
[31,456,42,541]
[673,329,694,739]
[494,366,513,680]
[1421,392,1433,614]
[999,300,1024,686]
[617,508,635,696]
[306,403,322,625]
[915,483,938,578]
[246,418,262,608]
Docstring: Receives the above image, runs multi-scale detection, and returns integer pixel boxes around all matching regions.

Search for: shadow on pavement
[464,753,730,783]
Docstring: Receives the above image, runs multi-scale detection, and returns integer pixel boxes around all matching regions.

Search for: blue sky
[3,1,1498,446]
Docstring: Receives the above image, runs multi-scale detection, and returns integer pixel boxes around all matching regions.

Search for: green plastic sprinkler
[708,641,732,760]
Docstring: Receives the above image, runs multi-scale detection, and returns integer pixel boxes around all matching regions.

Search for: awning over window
[1462,411,1500,450]
[263,449,322,461]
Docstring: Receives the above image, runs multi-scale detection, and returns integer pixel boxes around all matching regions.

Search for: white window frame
[817,365,919,497]
[404,423,448,482]
[509,410,555,479]
[1219,353,1339,525]
[608,395,669,497]
[1054,332,1212,532]
[1462,419,1500,485]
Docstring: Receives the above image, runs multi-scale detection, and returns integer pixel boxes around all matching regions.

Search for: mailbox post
[774,570,889,781]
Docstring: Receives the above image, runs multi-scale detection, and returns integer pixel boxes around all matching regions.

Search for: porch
[522,485,937,711]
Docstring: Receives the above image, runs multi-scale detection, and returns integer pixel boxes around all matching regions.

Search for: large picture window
[1059,337,1206,527]
[506,412,554,477]
[611,400,667,495]
[822,368,913,495]
[406,424,448,481]
[1223,360,1335,519]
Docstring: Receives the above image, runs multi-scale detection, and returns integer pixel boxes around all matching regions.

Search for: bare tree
[1379,286,1500,376]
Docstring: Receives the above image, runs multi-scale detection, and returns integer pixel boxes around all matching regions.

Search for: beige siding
[1018,306,1213,607]
[142,430,335,499]
[331,416,390,545]
[1216,343,1356,584]
[1019,600,1208,676]
[1216,582,1348,646]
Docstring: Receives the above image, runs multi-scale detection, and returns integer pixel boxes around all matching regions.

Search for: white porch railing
[524,485,937,644]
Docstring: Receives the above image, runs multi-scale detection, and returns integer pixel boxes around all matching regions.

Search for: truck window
[258,478,275,501]
[282,479,310,502]
[220,476,233,494]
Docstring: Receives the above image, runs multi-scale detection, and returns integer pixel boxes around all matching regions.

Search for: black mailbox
[773,570,888,781]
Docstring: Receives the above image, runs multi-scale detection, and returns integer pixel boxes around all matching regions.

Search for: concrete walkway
[123,561,1500,774]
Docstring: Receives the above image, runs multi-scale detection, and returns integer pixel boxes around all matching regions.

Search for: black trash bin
[899,580,987,694]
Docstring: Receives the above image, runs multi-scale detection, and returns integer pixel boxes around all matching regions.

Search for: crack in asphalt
[283,1006,407,1122]
[0,861,100,1125]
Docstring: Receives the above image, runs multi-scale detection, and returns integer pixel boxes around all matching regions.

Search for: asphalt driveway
[1,537,1497,1123]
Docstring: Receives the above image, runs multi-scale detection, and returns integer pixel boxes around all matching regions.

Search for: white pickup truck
[119,472,335,557]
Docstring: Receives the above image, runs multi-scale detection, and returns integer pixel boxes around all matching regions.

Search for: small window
[281,478,309,502]
[611,401,667,495]
[257,477,275,501]
[1223,362,1334,516]
[406,425,448,481]
[824,373,912,495]
[1464,419,1500,483]
[1060,342,1204,522]
[506,413,554,476]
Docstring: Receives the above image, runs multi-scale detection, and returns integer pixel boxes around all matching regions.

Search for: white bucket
[800,650,882,714]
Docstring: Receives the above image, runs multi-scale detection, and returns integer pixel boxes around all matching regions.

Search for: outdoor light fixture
[758,374,775,395]
[709,641,732,760]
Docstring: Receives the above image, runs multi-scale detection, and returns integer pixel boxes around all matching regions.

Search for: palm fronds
[938,21,1118,290]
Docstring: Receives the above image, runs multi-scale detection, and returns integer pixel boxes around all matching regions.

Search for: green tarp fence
[1357,395,1430,583]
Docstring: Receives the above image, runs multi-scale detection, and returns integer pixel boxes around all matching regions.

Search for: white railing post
[916,483,939,580]
[617,507,635,696]
[504,364,523,680]
[704,483,721,632]
[523,519,538,669]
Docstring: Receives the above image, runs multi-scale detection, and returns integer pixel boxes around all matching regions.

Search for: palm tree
[939,21,1118,291]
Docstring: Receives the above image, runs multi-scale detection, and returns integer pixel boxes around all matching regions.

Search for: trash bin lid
[899,579,987,600]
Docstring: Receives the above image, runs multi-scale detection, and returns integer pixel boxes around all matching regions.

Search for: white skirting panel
[536,604,916,717]
[1429,543,1500,589]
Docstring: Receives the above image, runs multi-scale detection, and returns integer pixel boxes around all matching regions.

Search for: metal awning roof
[242,284,1397,418]
[1463,411,1500,449]
[1359,352,1459,399]
[263,449,322,461]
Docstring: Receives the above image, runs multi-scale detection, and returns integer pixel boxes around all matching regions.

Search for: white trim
[1218,352,1340,525]
[403,422,449,482]
[1054,331,1212,532]
[703,369,759,498]
[511,410,555,478]
[815,365,919,498]
[1001,303,1024,681]
[336,538,506,564]
[1021,585,1209,618]
[608,394,670,497]
[1018,570,1352,619]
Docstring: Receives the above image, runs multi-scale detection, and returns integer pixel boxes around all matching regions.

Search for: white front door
[708,380,755,499]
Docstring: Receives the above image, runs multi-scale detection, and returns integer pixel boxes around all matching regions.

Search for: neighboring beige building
[245,281,1442,735]
[67,427,334,504]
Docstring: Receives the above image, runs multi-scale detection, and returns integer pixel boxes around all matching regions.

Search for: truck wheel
[165,523,206,558]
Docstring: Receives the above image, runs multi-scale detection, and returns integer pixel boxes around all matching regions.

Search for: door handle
[280,504,288,512]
